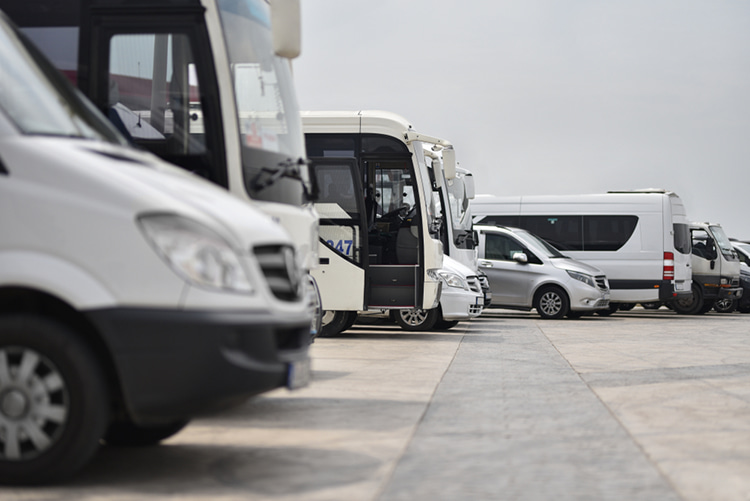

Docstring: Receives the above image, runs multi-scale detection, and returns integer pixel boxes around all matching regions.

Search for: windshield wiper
[250,157,314,199]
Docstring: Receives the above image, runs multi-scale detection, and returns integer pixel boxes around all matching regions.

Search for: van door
[479,231,535,307]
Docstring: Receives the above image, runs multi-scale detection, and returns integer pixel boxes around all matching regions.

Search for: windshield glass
[519,229,566,258]
[709,225,735,258]
[217,0,305,160]
[0,21,124,143]
[413,142,438,232]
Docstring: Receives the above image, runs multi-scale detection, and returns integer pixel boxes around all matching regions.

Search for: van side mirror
[442,147,456,180]
[270,0,301,59]
[512,252,528,264]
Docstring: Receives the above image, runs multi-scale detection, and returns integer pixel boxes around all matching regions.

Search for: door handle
[479,260,493,268]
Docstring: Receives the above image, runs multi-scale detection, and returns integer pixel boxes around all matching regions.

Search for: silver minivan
[475,225,610,319]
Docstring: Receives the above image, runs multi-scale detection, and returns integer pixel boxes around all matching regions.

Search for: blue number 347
[327,239,353,256]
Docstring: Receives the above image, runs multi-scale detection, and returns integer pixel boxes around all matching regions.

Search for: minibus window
[583,215,638,251]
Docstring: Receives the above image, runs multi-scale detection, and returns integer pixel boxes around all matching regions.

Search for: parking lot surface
[3,308,750,500]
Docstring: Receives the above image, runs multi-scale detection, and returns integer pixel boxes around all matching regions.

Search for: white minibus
[472,190,692,312]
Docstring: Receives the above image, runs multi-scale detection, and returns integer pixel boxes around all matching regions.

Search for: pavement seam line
[535,320,686,500]
[370,330,466,501]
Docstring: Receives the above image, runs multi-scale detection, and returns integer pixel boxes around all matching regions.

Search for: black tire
[566,310,583,319]
[306,276,323,340]
[672,284,705,315]
[641,302,663,310]
[434,319,460,330]
[619,303,636,311]
[698,300,716,315]
[342,312,359,331]
[319,311,358,337]
[0,315,110,485]
[104,419,189,446]
[713,298,737,314]
[596,304,619,316]
[394,308,439,331]
[534,286,569,319]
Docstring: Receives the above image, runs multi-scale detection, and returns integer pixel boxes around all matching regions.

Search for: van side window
[583,215,638,251]
[673,223,691,254]
[691,229,717,260]
[522,216,582,251]
[485,233,540,264]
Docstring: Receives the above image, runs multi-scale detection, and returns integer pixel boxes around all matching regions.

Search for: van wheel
[104,419,189,446]
[641,302,663,310]
[534,286,569,319]
[434,319,460,330]
[0,316,110,485]
[596,304,619,316]
[713,299,736,313]
[673,284,704,315]
[394,308,439,331]
[319,311,358,337]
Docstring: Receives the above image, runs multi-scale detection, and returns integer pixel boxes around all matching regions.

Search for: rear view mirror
[270,0,301,59]
[512,252,528,264]
[463,172,475,199]
[442,147,456,180]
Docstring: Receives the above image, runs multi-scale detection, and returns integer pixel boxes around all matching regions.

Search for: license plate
[287,358,311,390]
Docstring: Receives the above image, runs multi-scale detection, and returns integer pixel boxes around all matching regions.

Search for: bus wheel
[534,286,569,319]
[395,308,439,331]
[319,311,357,337]
[673,284,704,315]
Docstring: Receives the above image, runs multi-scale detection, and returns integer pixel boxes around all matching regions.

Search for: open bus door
[310,157,368,334]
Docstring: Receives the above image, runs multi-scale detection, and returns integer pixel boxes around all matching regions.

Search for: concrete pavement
[2,308,750,500]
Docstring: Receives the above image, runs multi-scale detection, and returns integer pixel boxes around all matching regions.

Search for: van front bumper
[86,307,311,425]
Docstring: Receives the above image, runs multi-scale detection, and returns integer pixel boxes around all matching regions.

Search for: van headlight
[437,270,469,290]
[138,214,253,293]
[567,270,596,289]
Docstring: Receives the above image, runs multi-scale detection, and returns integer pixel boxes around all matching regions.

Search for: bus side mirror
[270,0,301,59]
[464,173,475,200]
[442,147,456,180]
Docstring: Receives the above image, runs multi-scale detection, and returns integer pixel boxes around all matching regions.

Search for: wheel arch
[0,286,126,418]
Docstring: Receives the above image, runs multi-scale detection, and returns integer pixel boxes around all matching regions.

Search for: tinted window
[522,216,583,251]
[584,215,638,251]
[479,215,520,227]
[485,233,525,261]
[673,223,691,254]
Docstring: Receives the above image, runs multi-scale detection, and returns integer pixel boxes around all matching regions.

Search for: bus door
[362,155,423,308]
[309,157,368,311]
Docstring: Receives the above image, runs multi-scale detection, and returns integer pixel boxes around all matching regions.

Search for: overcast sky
[293,0,750,239]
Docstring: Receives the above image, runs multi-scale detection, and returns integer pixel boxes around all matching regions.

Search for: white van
[472,190,692,312]
[0,13,310,484]
[671,222,742,314]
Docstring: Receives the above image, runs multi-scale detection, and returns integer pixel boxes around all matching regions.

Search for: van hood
[552,257,605,277]
[3,137,291,248]
[441,255,476,278]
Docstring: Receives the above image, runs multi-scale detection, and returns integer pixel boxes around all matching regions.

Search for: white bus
[3,0,323,333]
[472,190,693,312]
[303,111,451,335]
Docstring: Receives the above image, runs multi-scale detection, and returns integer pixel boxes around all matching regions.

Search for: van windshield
[0,20,124,143]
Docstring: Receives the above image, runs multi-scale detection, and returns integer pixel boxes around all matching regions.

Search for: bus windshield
[0,21,124,143]
[217,0,305,160]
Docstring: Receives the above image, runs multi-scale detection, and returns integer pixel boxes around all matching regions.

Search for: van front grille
[254,245,302,301]
[595,276,609,292]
